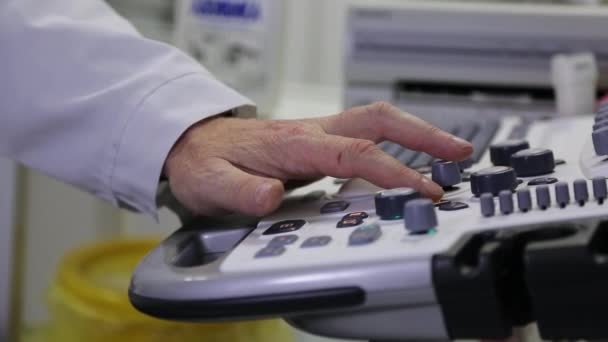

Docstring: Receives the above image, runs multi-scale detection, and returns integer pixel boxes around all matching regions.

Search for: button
[349,223,382,246]
[268,234,298,246]
[263,220,306,235]
[480,193,495,217]
[432,160,462,188]
[555,181,570,208]
[438,201,469,211]
[490,139,530,166]
[301,236,332,248]
[573,179,589,206]
[528,177,558,186]
[375,188,421,220]
[516,188,532,212]
[320,201,350,214]
[510,148,555,177]
[342,212,369,220]
[255,245,286,258]
[470,166,518,197]
[499,190,514,215]
[337,217,363,228]
[536,185,551,210]
[404,199,438,234]
[592,177,607,204]
[592,126,608,156]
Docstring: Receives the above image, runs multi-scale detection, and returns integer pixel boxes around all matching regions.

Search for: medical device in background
[174,0,285,114]
[551,53,599,117]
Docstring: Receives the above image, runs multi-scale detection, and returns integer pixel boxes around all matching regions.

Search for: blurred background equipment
[0,158,18,342]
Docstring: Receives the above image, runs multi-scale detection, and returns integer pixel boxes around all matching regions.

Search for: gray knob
[480,193,495,217]
[470,166,518,197]
[432,160,462,188]
[536,185,551,210]
[499,190,514,215]
[593,177,607,204]
[510,148,555,177]
[375,188,421,220]
[573,179,589,206]
[592,126,608,156]
[516,188,532,212]
[490,140,530,166]
[555,181,570,208]
[404,199,438,234]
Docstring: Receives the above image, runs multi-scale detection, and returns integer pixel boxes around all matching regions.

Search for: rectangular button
[255,245,286,258]
[301,236,332,248]
[348,223,382,246]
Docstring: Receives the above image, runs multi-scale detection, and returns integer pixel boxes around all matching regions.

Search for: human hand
[163,102,473,216]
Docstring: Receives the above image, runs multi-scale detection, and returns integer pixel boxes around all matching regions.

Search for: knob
[489,140,530,166]
[592,126,608,156]
[516,188,532,212]
[536,185,551,210]
[573,179,589,206]
[499,190,514,215]
[480,193,495,217]
[470,166,518,197]
[458,158,474,171]
[555,181,570,208]
[404,198,438,234]
[593,177,607,204]
[593,119,608,131]
[510,148,555,177]
[375,188,421,220]
[432,160,462,188]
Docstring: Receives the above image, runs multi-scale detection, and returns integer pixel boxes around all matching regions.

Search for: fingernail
[451,135,470,146]
[255,182,274,206]
[422,177,444,199]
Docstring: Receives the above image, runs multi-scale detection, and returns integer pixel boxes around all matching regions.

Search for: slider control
[555,182,570,208]
[516,188,532,212]
[536,185,551,210]
[573,179,589,206]
[592,177,607,204]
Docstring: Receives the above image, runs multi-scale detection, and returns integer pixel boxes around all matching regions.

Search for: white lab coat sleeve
[0,0,256,218]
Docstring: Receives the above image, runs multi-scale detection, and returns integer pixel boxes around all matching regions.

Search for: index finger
[314,102,473,162]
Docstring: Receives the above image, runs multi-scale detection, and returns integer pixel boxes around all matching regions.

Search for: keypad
[263,220,306,235]
[255,245,286,258]
[301,236,332,248]
[320,201,350,214]
[268,234,299,246]
[348,223,382,246]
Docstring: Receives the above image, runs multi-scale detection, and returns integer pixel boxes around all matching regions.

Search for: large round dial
[510,148,555,177]
[489,140,530,166]
[470,166,518,197]
[374,188,421,220]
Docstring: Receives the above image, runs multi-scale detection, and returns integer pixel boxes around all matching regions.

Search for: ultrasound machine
[129,2,608,341]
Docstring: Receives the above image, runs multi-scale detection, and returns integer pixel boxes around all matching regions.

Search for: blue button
[268,234,298,246]
[301,236,332,248]
[348,223,382,246]
[255,245,286,258]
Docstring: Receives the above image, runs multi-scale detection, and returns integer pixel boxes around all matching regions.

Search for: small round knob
[499,190,514,215]
[480,193,495,217]
[470,166,518,197]
[489,140,530,166]
[404,198,438,234]
[555,181,570,208]
[432,160,462,188]
[592,126,608,156]
[375,188,421,220]
[593,177,607,204]
[573,179,589,206]
[510,148,555,177]
[516,188,532,212]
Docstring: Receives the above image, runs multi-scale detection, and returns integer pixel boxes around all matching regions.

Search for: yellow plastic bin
[46,239,293,342]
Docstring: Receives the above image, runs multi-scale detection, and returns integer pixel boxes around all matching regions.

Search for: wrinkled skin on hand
[163,102,473,216]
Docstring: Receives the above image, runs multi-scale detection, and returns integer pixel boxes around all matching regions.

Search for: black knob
[510,148,555,177]
[375,188,421,220]
[489,140,530,166]
[470,166,518,197]
[431,160,462,188]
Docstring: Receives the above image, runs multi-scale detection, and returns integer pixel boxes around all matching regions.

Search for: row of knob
[592,101,608,155]
[480,177,608,217]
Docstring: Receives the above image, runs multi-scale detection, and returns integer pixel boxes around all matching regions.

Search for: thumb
[202,158,285,216]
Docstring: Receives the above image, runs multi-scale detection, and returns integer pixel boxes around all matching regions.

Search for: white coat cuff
[110,72,256,218]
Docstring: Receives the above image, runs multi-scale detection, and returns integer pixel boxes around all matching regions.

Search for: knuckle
[348,139,379,157]
[368,101,395,118]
